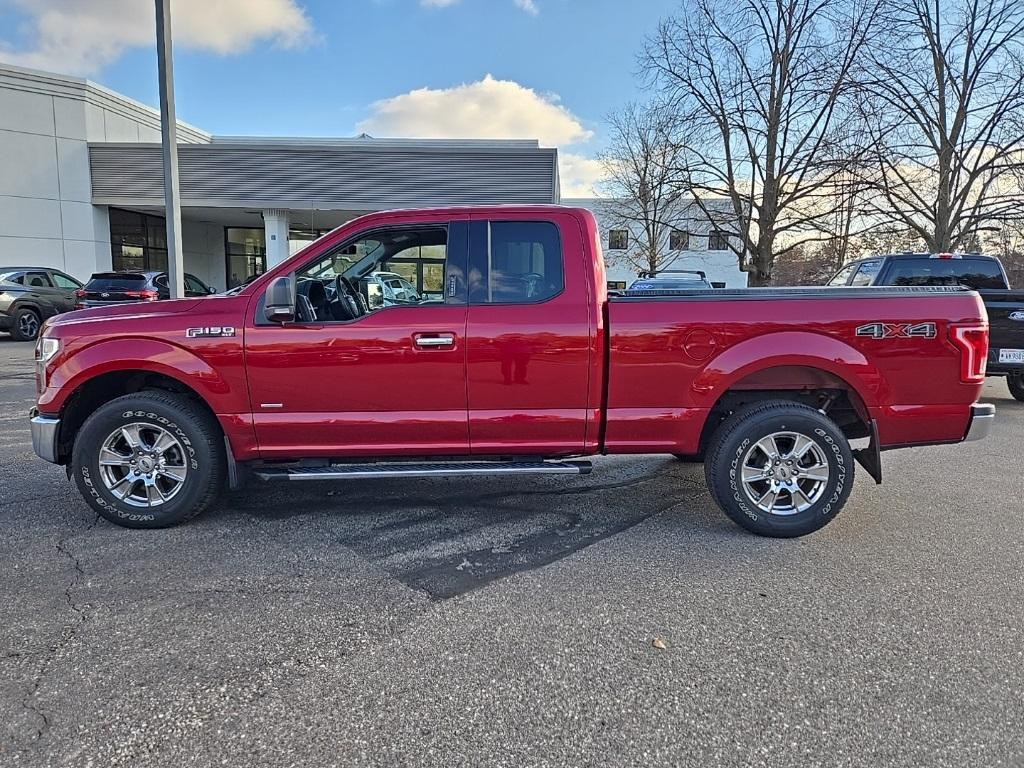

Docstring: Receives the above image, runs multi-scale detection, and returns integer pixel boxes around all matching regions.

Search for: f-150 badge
[186,326,236,338]
[855,322,936,339]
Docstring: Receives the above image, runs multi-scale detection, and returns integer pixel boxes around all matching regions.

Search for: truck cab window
[470,221,564,304]
[887,258,1007,290]
[295,226,455,321]
[850,260,882,286]
[828,264,856,286]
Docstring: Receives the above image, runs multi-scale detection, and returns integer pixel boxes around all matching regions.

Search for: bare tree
[857,0,1024,252]
[642,0,882,285]
[597,103,687,275]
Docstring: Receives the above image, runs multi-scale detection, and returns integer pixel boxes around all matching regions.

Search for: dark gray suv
[0,266,83,341]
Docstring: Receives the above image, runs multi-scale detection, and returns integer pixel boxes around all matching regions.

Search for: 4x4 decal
[856,322,937,339]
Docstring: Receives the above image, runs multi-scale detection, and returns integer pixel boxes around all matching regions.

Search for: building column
[263,209,290,267]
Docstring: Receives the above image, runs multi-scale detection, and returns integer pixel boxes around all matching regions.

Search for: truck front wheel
[704,401,854,538]
[71,392,225,528]
[1008,374,1024,402]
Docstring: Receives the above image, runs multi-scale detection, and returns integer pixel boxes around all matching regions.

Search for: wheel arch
[688,331,880,453]
[55,368,222,464]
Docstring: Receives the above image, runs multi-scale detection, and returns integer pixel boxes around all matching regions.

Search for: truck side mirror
[264,275,296,323]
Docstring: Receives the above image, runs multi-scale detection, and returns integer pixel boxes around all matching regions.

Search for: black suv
[76,271,216,309]
[0,266,83,341]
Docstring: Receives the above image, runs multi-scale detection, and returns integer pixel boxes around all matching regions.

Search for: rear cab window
[469,221,564,304]
[884,258,1008,289]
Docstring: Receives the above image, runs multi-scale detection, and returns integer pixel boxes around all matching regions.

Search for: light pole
[155,0,184,299]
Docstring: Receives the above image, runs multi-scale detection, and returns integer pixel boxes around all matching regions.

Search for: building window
[109,208,168,272]
[669,229,688,251]
[288,227,332,257]
[608,230,629,250]
[708,230,730,251]
[225,228,267,289]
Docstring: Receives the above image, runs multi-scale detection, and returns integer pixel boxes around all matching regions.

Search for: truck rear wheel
[704,400,854,538]
[1008,374,1024,402]
[71,392,225,528]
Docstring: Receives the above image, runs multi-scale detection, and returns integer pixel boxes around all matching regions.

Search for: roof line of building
[211,135,542,149]
[0,62,211,143]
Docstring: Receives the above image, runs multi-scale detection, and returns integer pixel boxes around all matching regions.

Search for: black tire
[71,392,225,529]
[1008,374,1024,402]
[704,400,854,538]
[10,307,41,341]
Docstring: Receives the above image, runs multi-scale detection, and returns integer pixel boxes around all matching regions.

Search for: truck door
[465,212,594,455]
[244,217,471,458]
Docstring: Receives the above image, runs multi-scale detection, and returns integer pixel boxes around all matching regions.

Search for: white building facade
[563,198,749,288]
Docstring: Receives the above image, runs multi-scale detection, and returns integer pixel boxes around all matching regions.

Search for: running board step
[254,459,593,482]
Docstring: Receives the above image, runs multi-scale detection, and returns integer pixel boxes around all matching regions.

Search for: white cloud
[358,75,599,198]
[559,153,604,198]
[513,0,539,15]
[420,0,460,6]
[0,0,314,76]
[357,74,592,146]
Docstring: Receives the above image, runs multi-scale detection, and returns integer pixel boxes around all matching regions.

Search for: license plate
[998,348,1024,364]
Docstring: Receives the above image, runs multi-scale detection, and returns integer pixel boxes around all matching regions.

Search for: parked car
[0,266,82,341]
[363,271,421,307]
[628,269,714,291]
[75,271,215,309]
[30,206,992,538]
[828,252,1024,400]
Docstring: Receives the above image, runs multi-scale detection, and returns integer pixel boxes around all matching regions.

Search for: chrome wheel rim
[740,431,830,516]
[18,312,39,339]
[98,423,188,507]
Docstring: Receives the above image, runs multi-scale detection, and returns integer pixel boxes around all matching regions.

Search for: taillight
[74,289,86,298]
[125,289,159,301]
[949,323,988,383]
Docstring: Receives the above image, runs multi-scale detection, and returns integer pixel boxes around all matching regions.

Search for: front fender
[41,336,238,414]
[690,331,884,409]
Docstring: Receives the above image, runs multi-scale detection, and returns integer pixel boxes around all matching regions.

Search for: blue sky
[0,0,680,194]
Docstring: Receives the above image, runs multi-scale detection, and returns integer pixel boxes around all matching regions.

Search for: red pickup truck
[29,206,994,537]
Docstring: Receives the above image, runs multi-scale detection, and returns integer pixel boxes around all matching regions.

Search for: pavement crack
[20,513,99,743]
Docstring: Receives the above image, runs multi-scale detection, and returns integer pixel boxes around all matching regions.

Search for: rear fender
[692,331,883,410]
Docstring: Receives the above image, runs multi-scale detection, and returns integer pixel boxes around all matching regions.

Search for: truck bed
[604,285,987,453]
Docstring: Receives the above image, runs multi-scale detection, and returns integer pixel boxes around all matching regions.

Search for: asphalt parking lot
[1,336,1022,768]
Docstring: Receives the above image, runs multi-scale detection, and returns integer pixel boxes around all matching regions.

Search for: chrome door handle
[414,333,455,348]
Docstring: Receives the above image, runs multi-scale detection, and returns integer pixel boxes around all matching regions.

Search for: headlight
[35,336,60,364]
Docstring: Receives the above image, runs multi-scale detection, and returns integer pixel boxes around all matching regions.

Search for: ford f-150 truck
[29,206,994,538]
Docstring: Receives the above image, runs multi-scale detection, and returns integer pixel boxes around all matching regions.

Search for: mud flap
[853,418,882,484]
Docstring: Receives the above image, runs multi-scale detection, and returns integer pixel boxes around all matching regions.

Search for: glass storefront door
[225,228,267,289]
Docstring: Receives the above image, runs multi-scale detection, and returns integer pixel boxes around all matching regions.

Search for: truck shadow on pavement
[216,458,727,599]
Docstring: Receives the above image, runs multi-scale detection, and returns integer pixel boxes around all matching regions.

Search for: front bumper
[964,403,995,442]
[29,408,61,463]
